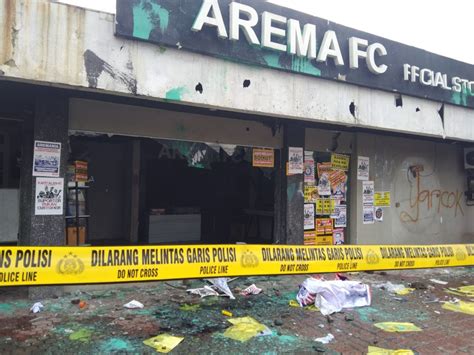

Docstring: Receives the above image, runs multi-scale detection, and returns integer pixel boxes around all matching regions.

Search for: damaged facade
[0,0,473,249]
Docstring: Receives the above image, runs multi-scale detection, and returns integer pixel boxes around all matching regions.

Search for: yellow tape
[0,244,472,286]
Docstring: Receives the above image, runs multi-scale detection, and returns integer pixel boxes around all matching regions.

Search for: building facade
[0,0,473,249]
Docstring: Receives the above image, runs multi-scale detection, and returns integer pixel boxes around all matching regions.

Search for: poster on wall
[33,141,61,177]
[317,162,332,178]
[375,207,384,222]
[374,191,391,207]
[333,228,345,245]
[252,148,274,168]
[304,231,316,245]
[318,172,331,196]
[304,157,315,185]
[288,147,304,174]
[362,181,375,205]
[304,204,315,230]
[316,218,333,235]
[357,156,370,181]
[304,185,317,203]
[35,177,64,216]
[363,205,375,224]
[333,205,347,228]
[331,153,350,171]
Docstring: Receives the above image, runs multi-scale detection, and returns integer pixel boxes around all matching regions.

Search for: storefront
[0,0,473,251]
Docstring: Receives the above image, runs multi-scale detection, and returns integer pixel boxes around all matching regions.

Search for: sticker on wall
[357,156,370,181]
[374,191,391,207]
[304,185,317,203]
[304,157,315,185]
[317,162,332,178]
[288,147,304,174]
[333,205,347,228]
[35,177,64,216]
[333,228,345,245]
[363,205,375,224]
[318,172,331,196]
[252,148,274,168]
[375,207,384,222]
[33,141,61,177]
[304,204,315,230]
[362,181,375,205]
[331,153,350,171]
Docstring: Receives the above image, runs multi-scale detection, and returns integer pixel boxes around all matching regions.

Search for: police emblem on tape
[366,250,380,265]
[241,250,259,268]
[56,253,85,275]
[455,248,467,261]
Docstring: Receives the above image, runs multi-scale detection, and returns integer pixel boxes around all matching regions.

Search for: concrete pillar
[18,89,69,298]
[278,123,305,245]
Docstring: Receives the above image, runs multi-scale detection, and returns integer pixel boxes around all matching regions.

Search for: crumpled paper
[186,286,220,298]
[240,284,262,296]
[143,334,184,353]
[207,278,235,299]
[314,333,334,344]
[30,302,44,314]
[123,300,144,309]
[223,316,267,342]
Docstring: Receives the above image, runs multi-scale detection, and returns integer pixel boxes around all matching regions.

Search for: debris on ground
[221,310,233,317]
[186,286,220,298]
[444,285,474,298]
[367,345,414,354]
[30,302,44,314]
[123,300,144,309]
[79,301,87,309]
[206,278,235,299]
[409,282,427,290]
[441,300,474,315]
[374,322,422,332]
[296,278,371,315]
[314,333,334,344]
[240,284,262,296]
[223,316,267,342]
[429,279,448,285]
[143,334,184,353]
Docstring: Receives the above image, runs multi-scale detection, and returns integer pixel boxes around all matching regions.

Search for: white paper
[304,204,315,230]
[362,181,374,205]
[33,141,61,177]
[374,207,383,222]
[357,156,370,181]
[123,300,144,309]
[333,206,347,228]
[288,147,304,174]
[304,157,315,185]
[35,177,64,216]
[363,205,375,224]
[318,172,331,196]
[30,302,44,314]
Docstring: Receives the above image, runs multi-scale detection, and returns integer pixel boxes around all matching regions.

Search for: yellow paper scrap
[143,334,184,353]
[223,316,267,342]
[288,300,319,311]
[442,300,474,315]
[374,322,422,332]
[367,346,414,354]
[395,288,415,296]
[445,285,474,298]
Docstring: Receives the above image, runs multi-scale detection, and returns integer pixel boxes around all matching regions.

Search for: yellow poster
[0,244,472,286]
[331,154,350,171]
[374,191,391,207]
[304,231,316,245]
[252,148,274,168]
[304,186,317,203]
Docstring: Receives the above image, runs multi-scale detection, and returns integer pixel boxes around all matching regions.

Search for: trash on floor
[374,282,407,294]
[240,284,262,296]
[367,345,414,354]
[143,334,184,353]
[445,285,474,298]
[221,310,233,317]
[394,288,415,296]
[441,300,474,315]
[429,279,448,285]
[69,328,93,342]
[207,278,236,299]
[374,322,422,332]
[314,333,334,344]
[30,302,44,314]
[79,301,87,309]
[179,304,201,312]
[223,316,267,342]
[296,278,371,315]
[288,299,319,311]
[123,300,144,309]
[186,286,220,298]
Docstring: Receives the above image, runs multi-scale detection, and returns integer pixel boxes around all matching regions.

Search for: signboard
[374,191,391,207]
[116,0,474,109]
[33,141,61,177]
[252,148,274,168]
[35,178,64,216]
[331,154,350,171]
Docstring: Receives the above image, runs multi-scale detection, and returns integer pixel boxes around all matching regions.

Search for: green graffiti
[291,56,321,76]
[165,87,187,101]
[133,0,170,40]
[451,86,473,107]
[263,54,283,69]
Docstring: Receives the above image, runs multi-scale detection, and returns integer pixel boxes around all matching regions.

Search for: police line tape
[0,244,473,286]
